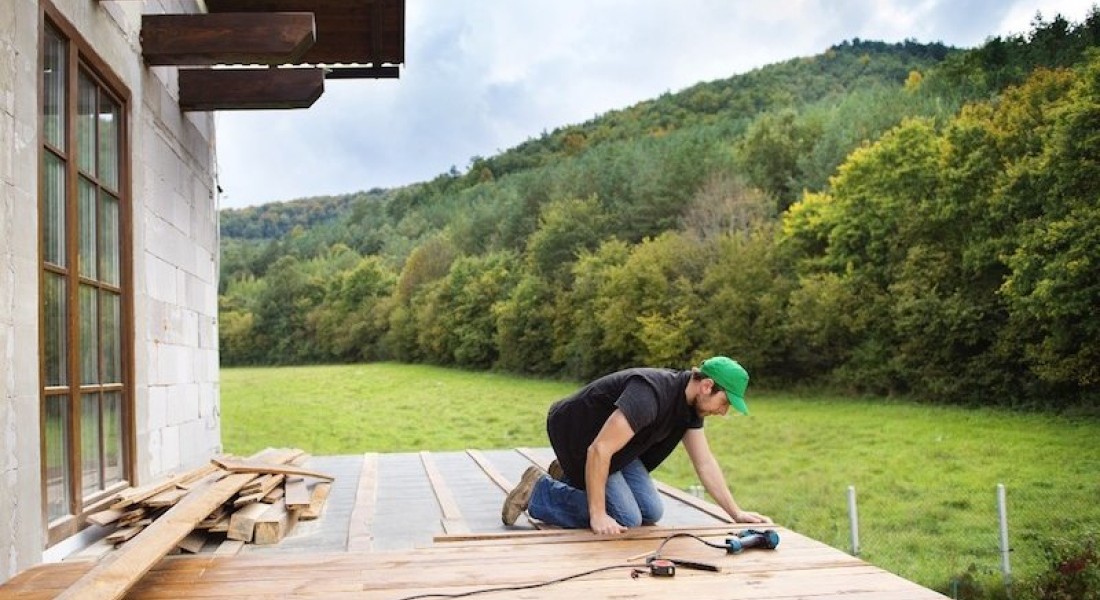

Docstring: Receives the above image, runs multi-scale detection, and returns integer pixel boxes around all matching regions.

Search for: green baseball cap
[700,356,750,415]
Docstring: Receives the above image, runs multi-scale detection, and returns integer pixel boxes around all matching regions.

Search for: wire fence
[796,482,1100,600]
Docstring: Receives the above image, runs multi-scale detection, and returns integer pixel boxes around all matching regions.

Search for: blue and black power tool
[724,529,780,554]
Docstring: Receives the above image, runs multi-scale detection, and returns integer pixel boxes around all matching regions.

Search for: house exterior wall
[0,0,221,582]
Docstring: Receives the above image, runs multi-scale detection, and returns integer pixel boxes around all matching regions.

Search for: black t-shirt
[546,368,703,489]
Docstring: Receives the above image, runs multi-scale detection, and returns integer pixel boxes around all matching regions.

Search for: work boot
[502,466,543,525]
[547,459,564,481]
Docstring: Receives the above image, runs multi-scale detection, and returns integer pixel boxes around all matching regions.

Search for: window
[40,16,131,543]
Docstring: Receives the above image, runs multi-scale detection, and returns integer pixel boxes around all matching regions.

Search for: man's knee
[640,499,664,525]
[613,507,644,528]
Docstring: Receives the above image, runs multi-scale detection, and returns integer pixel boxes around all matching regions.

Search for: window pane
[98,91,119,191]
[80,285,99,384]
[101,291,121,383]
[100,192,120,286]
[44,273,68,386]
[43,27,66,150]
[77,72,96,176]
[43,152,66,266]
[45,395,71,521]
[81,394,102,496]
[78,177,97,279]
[103,392,124,487]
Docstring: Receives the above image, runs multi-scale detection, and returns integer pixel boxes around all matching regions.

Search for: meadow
[222,363,1100,597]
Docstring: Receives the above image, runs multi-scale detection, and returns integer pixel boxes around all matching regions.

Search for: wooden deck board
[5,528,947,599]
[5,449,949,599]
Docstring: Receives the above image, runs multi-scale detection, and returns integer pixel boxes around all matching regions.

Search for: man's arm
[586,409,635,534]
[681,428,771,524]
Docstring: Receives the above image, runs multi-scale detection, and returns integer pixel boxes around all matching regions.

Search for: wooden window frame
[38,1,135,547]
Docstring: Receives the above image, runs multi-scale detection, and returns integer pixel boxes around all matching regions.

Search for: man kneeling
[502,356,770,534]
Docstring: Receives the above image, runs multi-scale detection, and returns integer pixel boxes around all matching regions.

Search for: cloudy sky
[212,0,1097,210]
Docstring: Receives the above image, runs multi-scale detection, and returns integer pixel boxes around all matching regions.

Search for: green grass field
[222,363,1100,597]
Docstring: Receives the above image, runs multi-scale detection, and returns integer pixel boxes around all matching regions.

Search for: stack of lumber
[58,448,335,600]
[87,447,334,553]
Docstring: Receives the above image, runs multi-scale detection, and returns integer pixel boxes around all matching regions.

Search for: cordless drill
[724,529,780,554]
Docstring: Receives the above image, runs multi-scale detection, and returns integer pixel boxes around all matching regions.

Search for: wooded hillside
[219,13,1100,410]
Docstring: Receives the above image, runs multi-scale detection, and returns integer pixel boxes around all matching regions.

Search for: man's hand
[732,509,772,524]
[590,513,627,535]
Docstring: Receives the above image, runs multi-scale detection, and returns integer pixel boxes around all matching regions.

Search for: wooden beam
[212,457,334,481]
[179,68,324,111]
[142,13,315,66]
[253,499,300,545]
[299,482,332,521]
[347,453,378,552]
[324,66,400,79]
[419,452,470,534]
[204,0,406,65]
[465,449,512,493]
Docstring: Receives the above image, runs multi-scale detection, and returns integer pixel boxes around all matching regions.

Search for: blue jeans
[527,458,664,528]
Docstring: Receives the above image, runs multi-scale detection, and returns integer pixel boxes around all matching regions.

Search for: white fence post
[848,485,860,556]
[997,483,1012,591]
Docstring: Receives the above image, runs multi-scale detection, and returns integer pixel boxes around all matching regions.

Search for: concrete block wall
[2,0,47,582]
[1,0,220,581]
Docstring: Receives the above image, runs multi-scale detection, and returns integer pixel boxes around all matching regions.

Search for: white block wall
[0,0,221,581]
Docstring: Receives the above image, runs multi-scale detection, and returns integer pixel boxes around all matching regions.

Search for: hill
[218,12,1100,410]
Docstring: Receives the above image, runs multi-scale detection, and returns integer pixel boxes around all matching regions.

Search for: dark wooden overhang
[131,0,405,111]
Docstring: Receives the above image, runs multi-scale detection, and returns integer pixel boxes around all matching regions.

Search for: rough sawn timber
[53,449,300,600]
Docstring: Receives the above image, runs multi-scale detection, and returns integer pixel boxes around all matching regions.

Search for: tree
[525,195,608,283]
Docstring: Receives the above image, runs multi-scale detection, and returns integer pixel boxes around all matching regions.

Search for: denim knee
[639,496,664,525]
[608,503,644,528]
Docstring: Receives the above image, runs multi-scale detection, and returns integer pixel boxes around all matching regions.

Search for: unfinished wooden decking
[2,448,949,599]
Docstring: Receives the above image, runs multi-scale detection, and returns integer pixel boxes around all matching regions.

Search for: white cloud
[213,0,1099,209]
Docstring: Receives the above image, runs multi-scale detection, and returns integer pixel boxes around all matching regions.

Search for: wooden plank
[261,486,285,503]
[226,502,270,543]
[465,449,512,492]
[108,480,176,511]
[7,532,951,599]
[208,514,231,534]
[179,68,325,111]
[515,447,551,471]
[299,482,332,521]
[346,453,377,552]
[109,463,218,510]
[104,525,144,545]
[211,458,334,482]
[419,451,469,534]
[86,508,125,528]
[213,539,245,557]
[196,504,226,527]
[284,477,311,509]
[141,12,316,66]
[253,500,300,545]
[115,508,147,527]
[239,473,285,500]
[53,448,299,600]
[143,487,188,508]
[175,531,207,554]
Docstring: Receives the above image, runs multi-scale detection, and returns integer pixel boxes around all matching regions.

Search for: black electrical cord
[648,532,729,559]
[390,531,732,600]
[390,562,648,600]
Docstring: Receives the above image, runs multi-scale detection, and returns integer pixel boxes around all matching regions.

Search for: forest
[218,12,1100,410]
